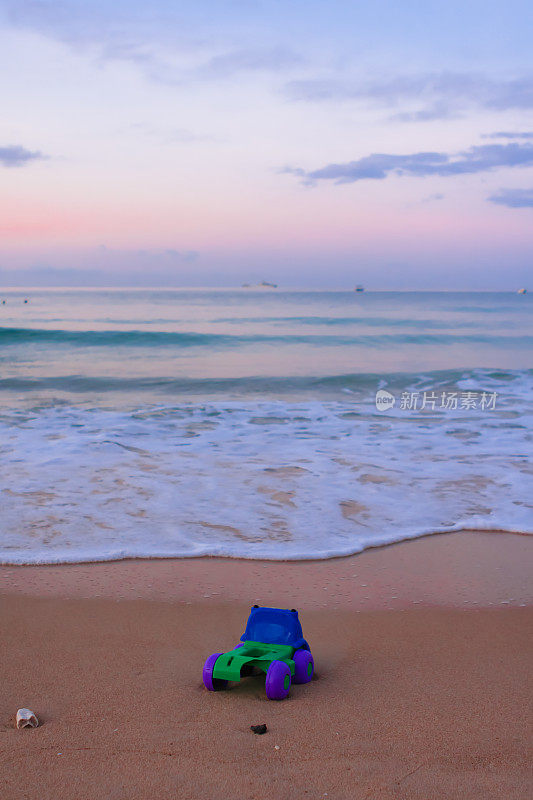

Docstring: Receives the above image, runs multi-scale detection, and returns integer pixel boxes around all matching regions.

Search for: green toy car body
[213,640,295,681]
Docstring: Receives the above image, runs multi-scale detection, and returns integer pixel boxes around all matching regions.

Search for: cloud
[194,47,303,80]
[285,142,533,185]
[284,71,533,120]
[95,245,200,264]
[421,193,445,202]
[162,248,199,262]
[482,131,533,140]
[389,102,458,122]
[0,247,202,286]
[3,0,114,48]
[147,46,304,88]
[3,3,303,86]
[0,264,198,287]
[0,144,46,167]
[488,188,533,208]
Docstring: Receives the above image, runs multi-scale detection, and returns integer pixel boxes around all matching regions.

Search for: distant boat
[259,281,278,288]
[354,285,365,292]
[518,288,527,294]
[242,281,278,288]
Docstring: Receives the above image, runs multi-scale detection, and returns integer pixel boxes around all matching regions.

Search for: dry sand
[1,531,532,800]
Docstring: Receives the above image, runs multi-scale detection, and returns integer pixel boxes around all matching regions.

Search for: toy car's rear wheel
[293,649,314,684]
[203,653,228,691]
[265,660,291,700]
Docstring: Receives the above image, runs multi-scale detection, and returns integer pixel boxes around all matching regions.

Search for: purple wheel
[203,653,228,691]
[265,660,291,700]
[293,649,314,684]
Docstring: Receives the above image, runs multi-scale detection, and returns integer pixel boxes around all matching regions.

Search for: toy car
[203,605,314,700]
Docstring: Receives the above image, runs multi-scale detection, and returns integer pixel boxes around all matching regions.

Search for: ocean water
[1,288,532,564]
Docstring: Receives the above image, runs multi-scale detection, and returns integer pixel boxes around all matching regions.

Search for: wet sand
[1,531,532,800]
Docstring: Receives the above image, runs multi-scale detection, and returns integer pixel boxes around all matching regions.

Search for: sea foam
[1,391,531,564]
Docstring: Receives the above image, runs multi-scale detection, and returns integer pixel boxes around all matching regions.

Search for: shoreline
[2,530,531,608]
[1,525,531,566]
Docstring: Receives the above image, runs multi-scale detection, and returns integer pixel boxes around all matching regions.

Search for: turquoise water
[1,289,532,562]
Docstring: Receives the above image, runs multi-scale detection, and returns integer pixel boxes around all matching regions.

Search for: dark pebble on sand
[250,724,268,735]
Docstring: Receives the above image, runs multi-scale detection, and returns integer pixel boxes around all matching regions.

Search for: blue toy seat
[240,606,309,650]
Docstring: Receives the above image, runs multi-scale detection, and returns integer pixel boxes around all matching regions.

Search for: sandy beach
[2,0,533,795]
[1,531,531,800]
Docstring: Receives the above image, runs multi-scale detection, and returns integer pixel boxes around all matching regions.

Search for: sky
[0,0,532,288]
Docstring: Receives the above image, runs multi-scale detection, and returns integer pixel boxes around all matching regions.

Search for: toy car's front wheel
[293,649,314,684]
[203,653,228,691]
[265,660,291,700]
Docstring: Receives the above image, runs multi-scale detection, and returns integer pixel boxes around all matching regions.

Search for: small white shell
[16,708,38,729]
